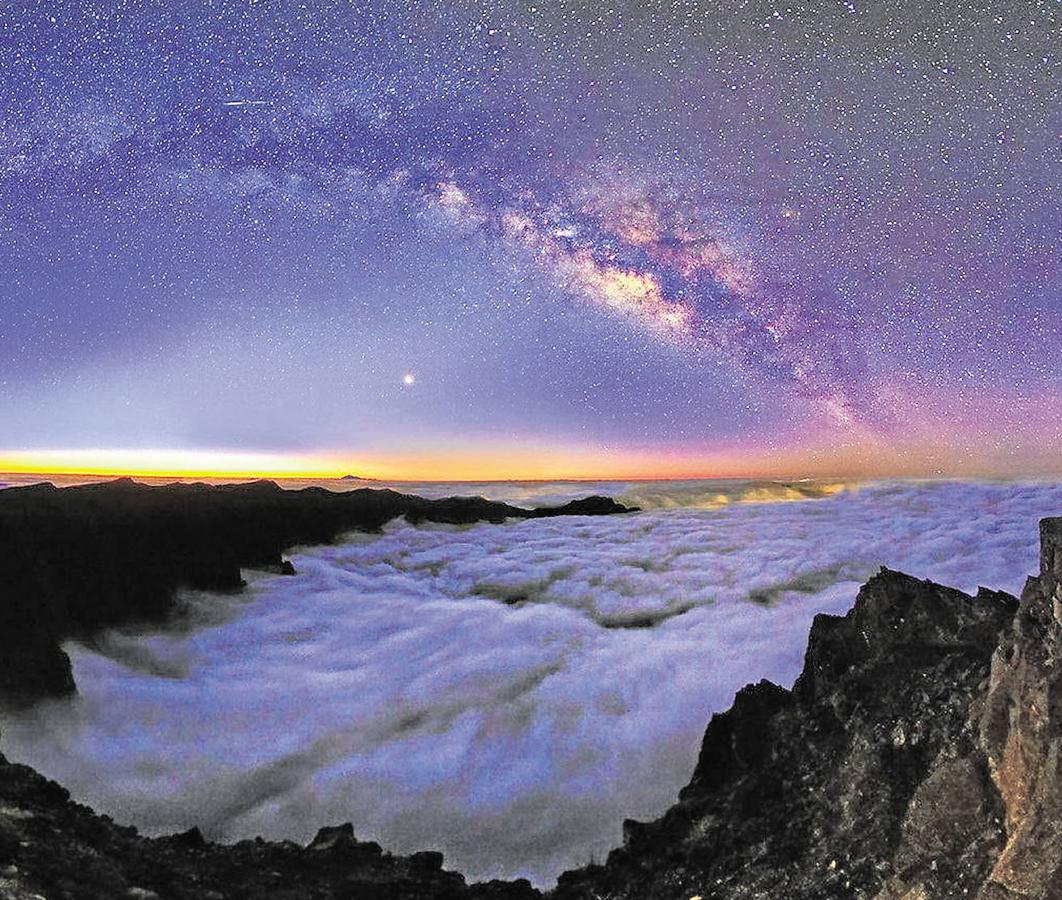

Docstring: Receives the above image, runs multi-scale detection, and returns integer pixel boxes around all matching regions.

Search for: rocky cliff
[553,517,1062,900]
[0,479,632,705]
[2,512,1062,899]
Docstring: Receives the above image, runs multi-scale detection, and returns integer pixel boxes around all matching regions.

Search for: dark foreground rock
[4,511,1062,898]
[0,479,633,705]
[553,517,1062,900]
[0,752,540,899]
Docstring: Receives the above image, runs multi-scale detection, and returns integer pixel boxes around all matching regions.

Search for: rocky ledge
[553,516,1062,900]
[0,479,633,705]
[2,514,1062,899]
[0,756,538,899]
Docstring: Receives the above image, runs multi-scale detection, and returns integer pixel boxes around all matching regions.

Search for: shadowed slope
[0,754,540,899]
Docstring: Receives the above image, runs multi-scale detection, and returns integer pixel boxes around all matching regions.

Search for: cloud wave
[3,479,1061,886]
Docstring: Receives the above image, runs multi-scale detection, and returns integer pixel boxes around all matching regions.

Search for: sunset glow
[5,434,1062,485]
[0,449,346,480]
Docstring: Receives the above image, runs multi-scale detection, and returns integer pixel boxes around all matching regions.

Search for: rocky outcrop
[970,518,1062,899]
[0,752,540,899]
[0,479,633,705]
[550,516,1062,900]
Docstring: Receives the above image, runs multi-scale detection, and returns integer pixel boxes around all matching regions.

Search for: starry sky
[1,1,1059,479]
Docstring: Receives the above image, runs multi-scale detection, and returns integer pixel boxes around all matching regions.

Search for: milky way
[0,2,1059,475]
[425,173,871,424]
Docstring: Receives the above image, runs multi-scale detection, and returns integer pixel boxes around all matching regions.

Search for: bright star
[403,373,416,386]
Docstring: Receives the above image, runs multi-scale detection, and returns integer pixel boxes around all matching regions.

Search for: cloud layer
[4,480,1062,885]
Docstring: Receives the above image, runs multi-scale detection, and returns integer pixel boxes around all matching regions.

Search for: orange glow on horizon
[0,447,754,483]
[3,439,1061,485]
[0,449,346,481]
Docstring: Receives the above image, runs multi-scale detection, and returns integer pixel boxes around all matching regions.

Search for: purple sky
[1,1,1059,478]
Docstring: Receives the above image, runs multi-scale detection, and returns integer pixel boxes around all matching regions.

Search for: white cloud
[3,480,1060,886]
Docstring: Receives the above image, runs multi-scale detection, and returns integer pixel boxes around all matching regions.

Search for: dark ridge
[594,602,697,629]
[0,754,540,899]
[746,562,856,606]
[0,479,634,705]
[470,589,695,630]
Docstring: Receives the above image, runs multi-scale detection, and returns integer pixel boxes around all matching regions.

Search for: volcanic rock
[553,566,1030,898]
[0,753,540,899]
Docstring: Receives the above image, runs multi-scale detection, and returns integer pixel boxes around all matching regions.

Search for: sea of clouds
[4,479,1062,885]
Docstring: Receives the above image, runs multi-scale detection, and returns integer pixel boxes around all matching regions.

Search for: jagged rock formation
[4,511,1062,899]
[0,479,633,705]
[972,517,1062,899]
[0,753,540,899]
[553,517,1062,900]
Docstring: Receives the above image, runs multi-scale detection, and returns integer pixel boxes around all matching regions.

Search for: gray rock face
[555,560,1043,899]
[970,518,1062,899]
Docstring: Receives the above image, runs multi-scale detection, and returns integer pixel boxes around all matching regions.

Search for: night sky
[1,1,1058,479]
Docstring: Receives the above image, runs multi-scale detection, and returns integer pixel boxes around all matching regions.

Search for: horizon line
[0,467,807,484]
[3,448,1061,485]
[3,468,1058,486]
